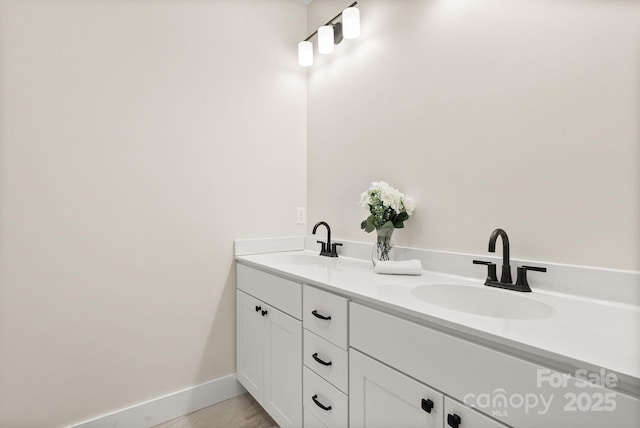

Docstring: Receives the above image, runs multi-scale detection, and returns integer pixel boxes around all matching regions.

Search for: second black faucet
[473,228,546,292]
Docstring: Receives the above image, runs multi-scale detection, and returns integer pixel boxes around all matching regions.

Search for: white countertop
[236,250,640,395]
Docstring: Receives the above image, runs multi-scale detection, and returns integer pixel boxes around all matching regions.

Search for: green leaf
[396,212,409,222]
[393,221,405,229]
[361,216,376,233]
[364,216,376,233]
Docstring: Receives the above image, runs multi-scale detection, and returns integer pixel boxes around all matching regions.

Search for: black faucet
[312,221,342,257]
[473,228,546,292]
[488,228,512,285]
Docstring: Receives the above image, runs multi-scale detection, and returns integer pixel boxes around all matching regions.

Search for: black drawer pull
[312,310,332,321]
[447,413,461,428]
[421,398,434,414]
[255,305,261,312]
[311,394,332,411]
[312,353,333,366]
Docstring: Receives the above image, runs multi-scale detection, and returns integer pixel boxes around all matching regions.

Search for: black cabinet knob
[447,413,461,428]
[261,309,268,317]
[421,398,434,414]
[255,305,261,312]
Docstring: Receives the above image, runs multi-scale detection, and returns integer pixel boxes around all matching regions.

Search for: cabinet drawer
[304,407,328,428]
[303,367,348,428]
[303,285,348,349]
[237,264,301,319]
[304,330,348,394]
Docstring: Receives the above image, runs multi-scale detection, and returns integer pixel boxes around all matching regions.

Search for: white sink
[411,284,554,320]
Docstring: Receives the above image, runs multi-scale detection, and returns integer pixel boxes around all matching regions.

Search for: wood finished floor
[152,393,278,428]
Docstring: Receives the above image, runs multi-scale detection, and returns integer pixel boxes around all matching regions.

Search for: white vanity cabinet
[350,302,640,428]
[302,285,350,428]
[236,265,302,428]
[236,253,640,428]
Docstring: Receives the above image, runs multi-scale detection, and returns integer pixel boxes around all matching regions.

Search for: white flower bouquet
[360,181,415,233]
[360,181,415,264]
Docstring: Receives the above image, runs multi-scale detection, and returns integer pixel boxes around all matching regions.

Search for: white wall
[307,0,640,271]
[1,0,638,425]
[0,0,306,426]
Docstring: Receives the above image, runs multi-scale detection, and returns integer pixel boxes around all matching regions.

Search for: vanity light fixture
[318,25,335,54]
[342,6,360,39]
[298,40,313,66]
[297,1,359,67]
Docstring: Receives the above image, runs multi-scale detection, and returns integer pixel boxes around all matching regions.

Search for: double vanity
[235,238,640,427]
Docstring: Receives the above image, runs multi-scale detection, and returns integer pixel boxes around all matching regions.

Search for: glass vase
[372,227,395,266]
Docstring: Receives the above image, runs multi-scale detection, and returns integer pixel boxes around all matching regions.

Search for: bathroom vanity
[235,243,640,428]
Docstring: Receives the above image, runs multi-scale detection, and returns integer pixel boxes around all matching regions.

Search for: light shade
[318,25,334,54]
[342,6,360,39]
[298,41,313,67]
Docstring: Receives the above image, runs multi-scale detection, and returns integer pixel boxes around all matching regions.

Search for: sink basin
[411,284,554,320]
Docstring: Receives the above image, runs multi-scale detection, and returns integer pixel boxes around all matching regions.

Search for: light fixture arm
[303,1,357,42]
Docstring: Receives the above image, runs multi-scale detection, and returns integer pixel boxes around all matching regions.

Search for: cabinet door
[444,397,508,428]
[236,290,264,403]
[350,349,444,428]
[263,303,303,428]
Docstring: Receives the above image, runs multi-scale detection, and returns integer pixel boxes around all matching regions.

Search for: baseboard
[67,374,246,428]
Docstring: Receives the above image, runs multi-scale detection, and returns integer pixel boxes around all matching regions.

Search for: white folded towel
[374,259,423,276]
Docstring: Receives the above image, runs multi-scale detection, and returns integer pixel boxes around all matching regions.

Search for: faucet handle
[330,242,343,257]
[515,265,547,291]
[473,260,498,283]
[521,265,547,272]
[316,240,327,254]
